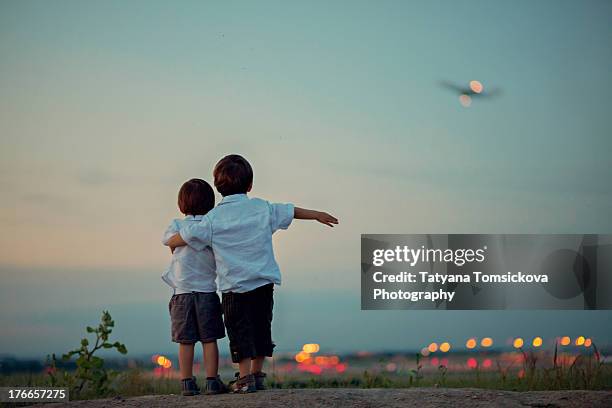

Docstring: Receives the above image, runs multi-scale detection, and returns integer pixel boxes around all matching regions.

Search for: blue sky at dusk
[1,0,611,357]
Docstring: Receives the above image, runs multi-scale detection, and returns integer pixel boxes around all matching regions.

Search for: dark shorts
[169,292,225,344]
[222,283,275,363]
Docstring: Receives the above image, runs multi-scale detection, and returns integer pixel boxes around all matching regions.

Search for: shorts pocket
[169,295,196,342]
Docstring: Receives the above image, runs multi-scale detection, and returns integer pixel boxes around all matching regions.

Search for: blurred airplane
[439,80,502,107]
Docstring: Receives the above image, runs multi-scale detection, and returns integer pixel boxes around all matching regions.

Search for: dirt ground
[32,388,612,408]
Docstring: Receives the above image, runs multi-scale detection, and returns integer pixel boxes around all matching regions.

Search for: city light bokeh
[141,333,601,382]
[513,338,524,349]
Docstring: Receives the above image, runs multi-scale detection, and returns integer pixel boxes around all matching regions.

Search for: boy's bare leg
[251,356,265,373]
[202,341,219,378]
[178,343,195,379]
[238,358,251,378]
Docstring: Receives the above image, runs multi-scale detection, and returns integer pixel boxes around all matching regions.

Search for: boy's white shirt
[161,215,217,294]
[179,194,294,293]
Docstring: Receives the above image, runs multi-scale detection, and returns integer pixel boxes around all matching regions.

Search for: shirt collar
[219,194,248,205]
[184,214,205,220]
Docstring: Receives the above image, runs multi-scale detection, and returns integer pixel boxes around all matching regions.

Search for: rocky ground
[33,388,612,408]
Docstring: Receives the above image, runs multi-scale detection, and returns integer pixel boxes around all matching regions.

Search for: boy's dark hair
[213,154,253,196]
[178,178,215,215]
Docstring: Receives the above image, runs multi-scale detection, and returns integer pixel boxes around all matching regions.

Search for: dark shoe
[181,376,201,396]
[229,373,256,393]
[205,376,229,395]
[253,371,267,390]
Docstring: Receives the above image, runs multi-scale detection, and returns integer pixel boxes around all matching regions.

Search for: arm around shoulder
[166,233,188,250]
[176,217,212,251]
[162,219,180,246]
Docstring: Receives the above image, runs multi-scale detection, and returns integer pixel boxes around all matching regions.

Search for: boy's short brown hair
[178,178,215,215]
[213,154,253,196]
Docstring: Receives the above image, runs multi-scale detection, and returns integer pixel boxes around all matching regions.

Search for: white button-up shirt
[179,194,294,293]
[162,215,217,294]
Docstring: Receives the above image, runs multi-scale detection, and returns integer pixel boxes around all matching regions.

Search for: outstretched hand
[315,211,339,227]
[294,207,339,227]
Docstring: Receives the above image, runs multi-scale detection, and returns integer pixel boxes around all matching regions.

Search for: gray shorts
[169,292,225,343]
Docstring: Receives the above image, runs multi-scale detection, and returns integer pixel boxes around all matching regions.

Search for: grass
[268,359,612,391]
[1,347,610,402]
[268,366,612,392]
[0,370,181,402]
[1,363,610,401]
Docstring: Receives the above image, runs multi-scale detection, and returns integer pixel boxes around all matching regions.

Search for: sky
[1,0,611,358]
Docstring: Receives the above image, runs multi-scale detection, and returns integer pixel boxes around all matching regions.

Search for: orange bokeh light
[428,342,438,353]
[439,342,451,353]
[584,338,592,347]
[302,343,320,353]
[560,336,571,346]
[466,338,477,349]
[513,338,524,349]
[575,336,585,346]
[532,337,543,347]
[481,337,493,348]
[295,351,310,363]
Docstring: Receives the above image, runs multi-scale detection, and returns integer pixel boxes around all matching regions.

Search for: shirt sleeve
[179,216,212,251]
[161,219,180,246]
[269,202,295,232]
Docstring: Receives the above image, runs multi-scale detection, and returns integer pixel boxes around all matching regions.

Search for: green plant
[362,370,393,388]
[495,359,513,386]
[409,352,423,386]
[48,311,127,399]
[546,341,607,390]
[437,364,448,387]
[46,352,76,391]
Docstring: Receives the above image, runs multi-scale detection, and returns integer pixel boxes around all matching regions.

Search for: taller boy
[166,154,338,393]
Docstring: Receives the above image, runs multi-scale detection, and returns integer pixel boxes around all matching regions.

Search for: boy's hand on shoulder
[166,233,188,251]
[315,211,339,227]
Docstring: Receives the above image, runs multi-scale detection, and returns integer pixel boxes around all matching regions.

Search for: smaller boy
[162,178,228,396]
[166,155,338,393]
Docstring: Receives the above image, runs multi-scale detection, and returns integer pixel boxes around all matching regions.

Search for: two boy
[163,154,338,394]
